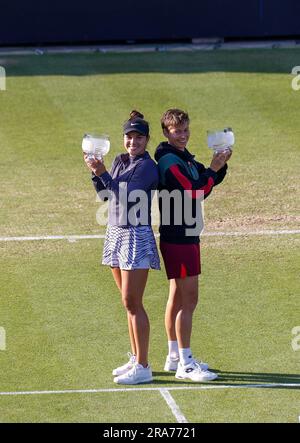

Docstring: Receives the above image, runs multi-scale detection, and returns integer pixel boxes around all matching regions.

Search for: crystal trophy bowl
[207,128,234,153]
[82,134,110,160]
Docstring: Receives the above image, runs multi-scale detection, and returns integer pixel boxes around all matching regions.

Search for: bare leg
[121,269,150,367]
[165,279,182,341]
[110,267,136,355]
[174,275,199,349]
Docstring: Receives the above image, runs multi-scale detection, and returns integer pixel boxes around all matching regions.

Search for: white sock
[168,341,179,359]
[179,348,193,366]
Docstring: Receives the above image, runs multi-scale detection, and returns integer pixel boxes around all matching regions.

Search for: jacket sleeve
[164,162,218,200]
[195,161,228,198]
[91,156,119,201]
[214,164,228,186]
[91,175,108,201]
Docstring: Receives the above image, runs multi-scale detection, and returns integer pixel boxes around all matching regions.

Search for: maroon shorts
[160,241,201,280]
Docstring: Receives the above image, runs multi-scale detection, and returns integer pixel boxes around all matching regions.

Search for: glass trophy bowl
[207,128,234,153]
[82,134,110,160]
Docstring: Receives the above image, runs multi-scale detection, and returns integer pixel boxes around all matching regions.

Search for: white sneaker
[164,356,180,371]
[164,356,209,372]
[194,358,209,371]
[175,360,218,382]
[114,363,153,385]
[112,353,136,376]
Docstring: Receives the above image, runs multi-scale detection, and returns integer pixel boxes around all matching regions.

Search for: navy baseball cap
[123,118,149,136]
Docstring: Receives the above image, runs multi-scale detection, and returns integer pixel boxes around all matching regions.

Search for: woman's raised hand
[83,153,106,177]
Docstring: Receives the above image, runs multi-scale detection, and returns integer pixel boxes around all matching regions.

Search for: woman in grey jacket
[83,110,160,385]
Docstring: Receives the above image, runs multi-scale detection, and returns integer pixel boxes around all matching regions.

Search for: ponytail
[129,110,144,120]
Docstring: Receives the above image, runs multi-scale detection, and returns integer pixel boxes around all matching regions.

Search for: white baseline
[0,230,300,242]
[0,382,299,396]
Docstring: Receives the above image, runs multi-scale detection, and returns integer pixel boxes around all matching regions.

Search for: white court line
[159,388,188,423]
[0,235,106,242]
[0,383,299,396]
[0,230,300,242]
[203,229,300,236]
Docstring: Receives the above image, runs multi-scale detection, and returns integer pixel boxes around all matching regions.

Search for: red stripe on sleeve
[169,164,214,198]
[169,164,192,189]
[198,176,214,196]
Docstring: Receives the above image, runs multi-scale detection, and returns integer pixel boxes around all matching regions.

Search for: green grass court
[0,48,299,422]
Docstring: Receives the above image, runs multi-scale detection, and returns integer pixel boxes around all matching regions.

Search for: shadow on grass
[152,370,300,389]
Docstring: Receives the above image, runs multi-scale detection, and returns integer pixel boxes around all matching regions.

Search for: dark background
[0,0,300,46]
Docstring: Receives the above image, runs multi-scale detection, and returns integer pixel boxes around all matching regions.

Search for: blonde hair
[161,108,189,131]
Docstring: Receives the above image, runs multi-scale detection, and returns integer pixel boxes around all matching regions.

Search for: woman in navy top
[83,111,160,385]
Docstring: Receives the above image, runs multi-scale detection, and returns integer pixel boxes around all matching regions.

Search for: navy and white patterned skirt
[102,225,160,270]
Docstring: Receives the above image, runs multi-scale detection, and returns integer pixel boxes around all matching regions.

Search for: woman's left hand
[83,153,107,176]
